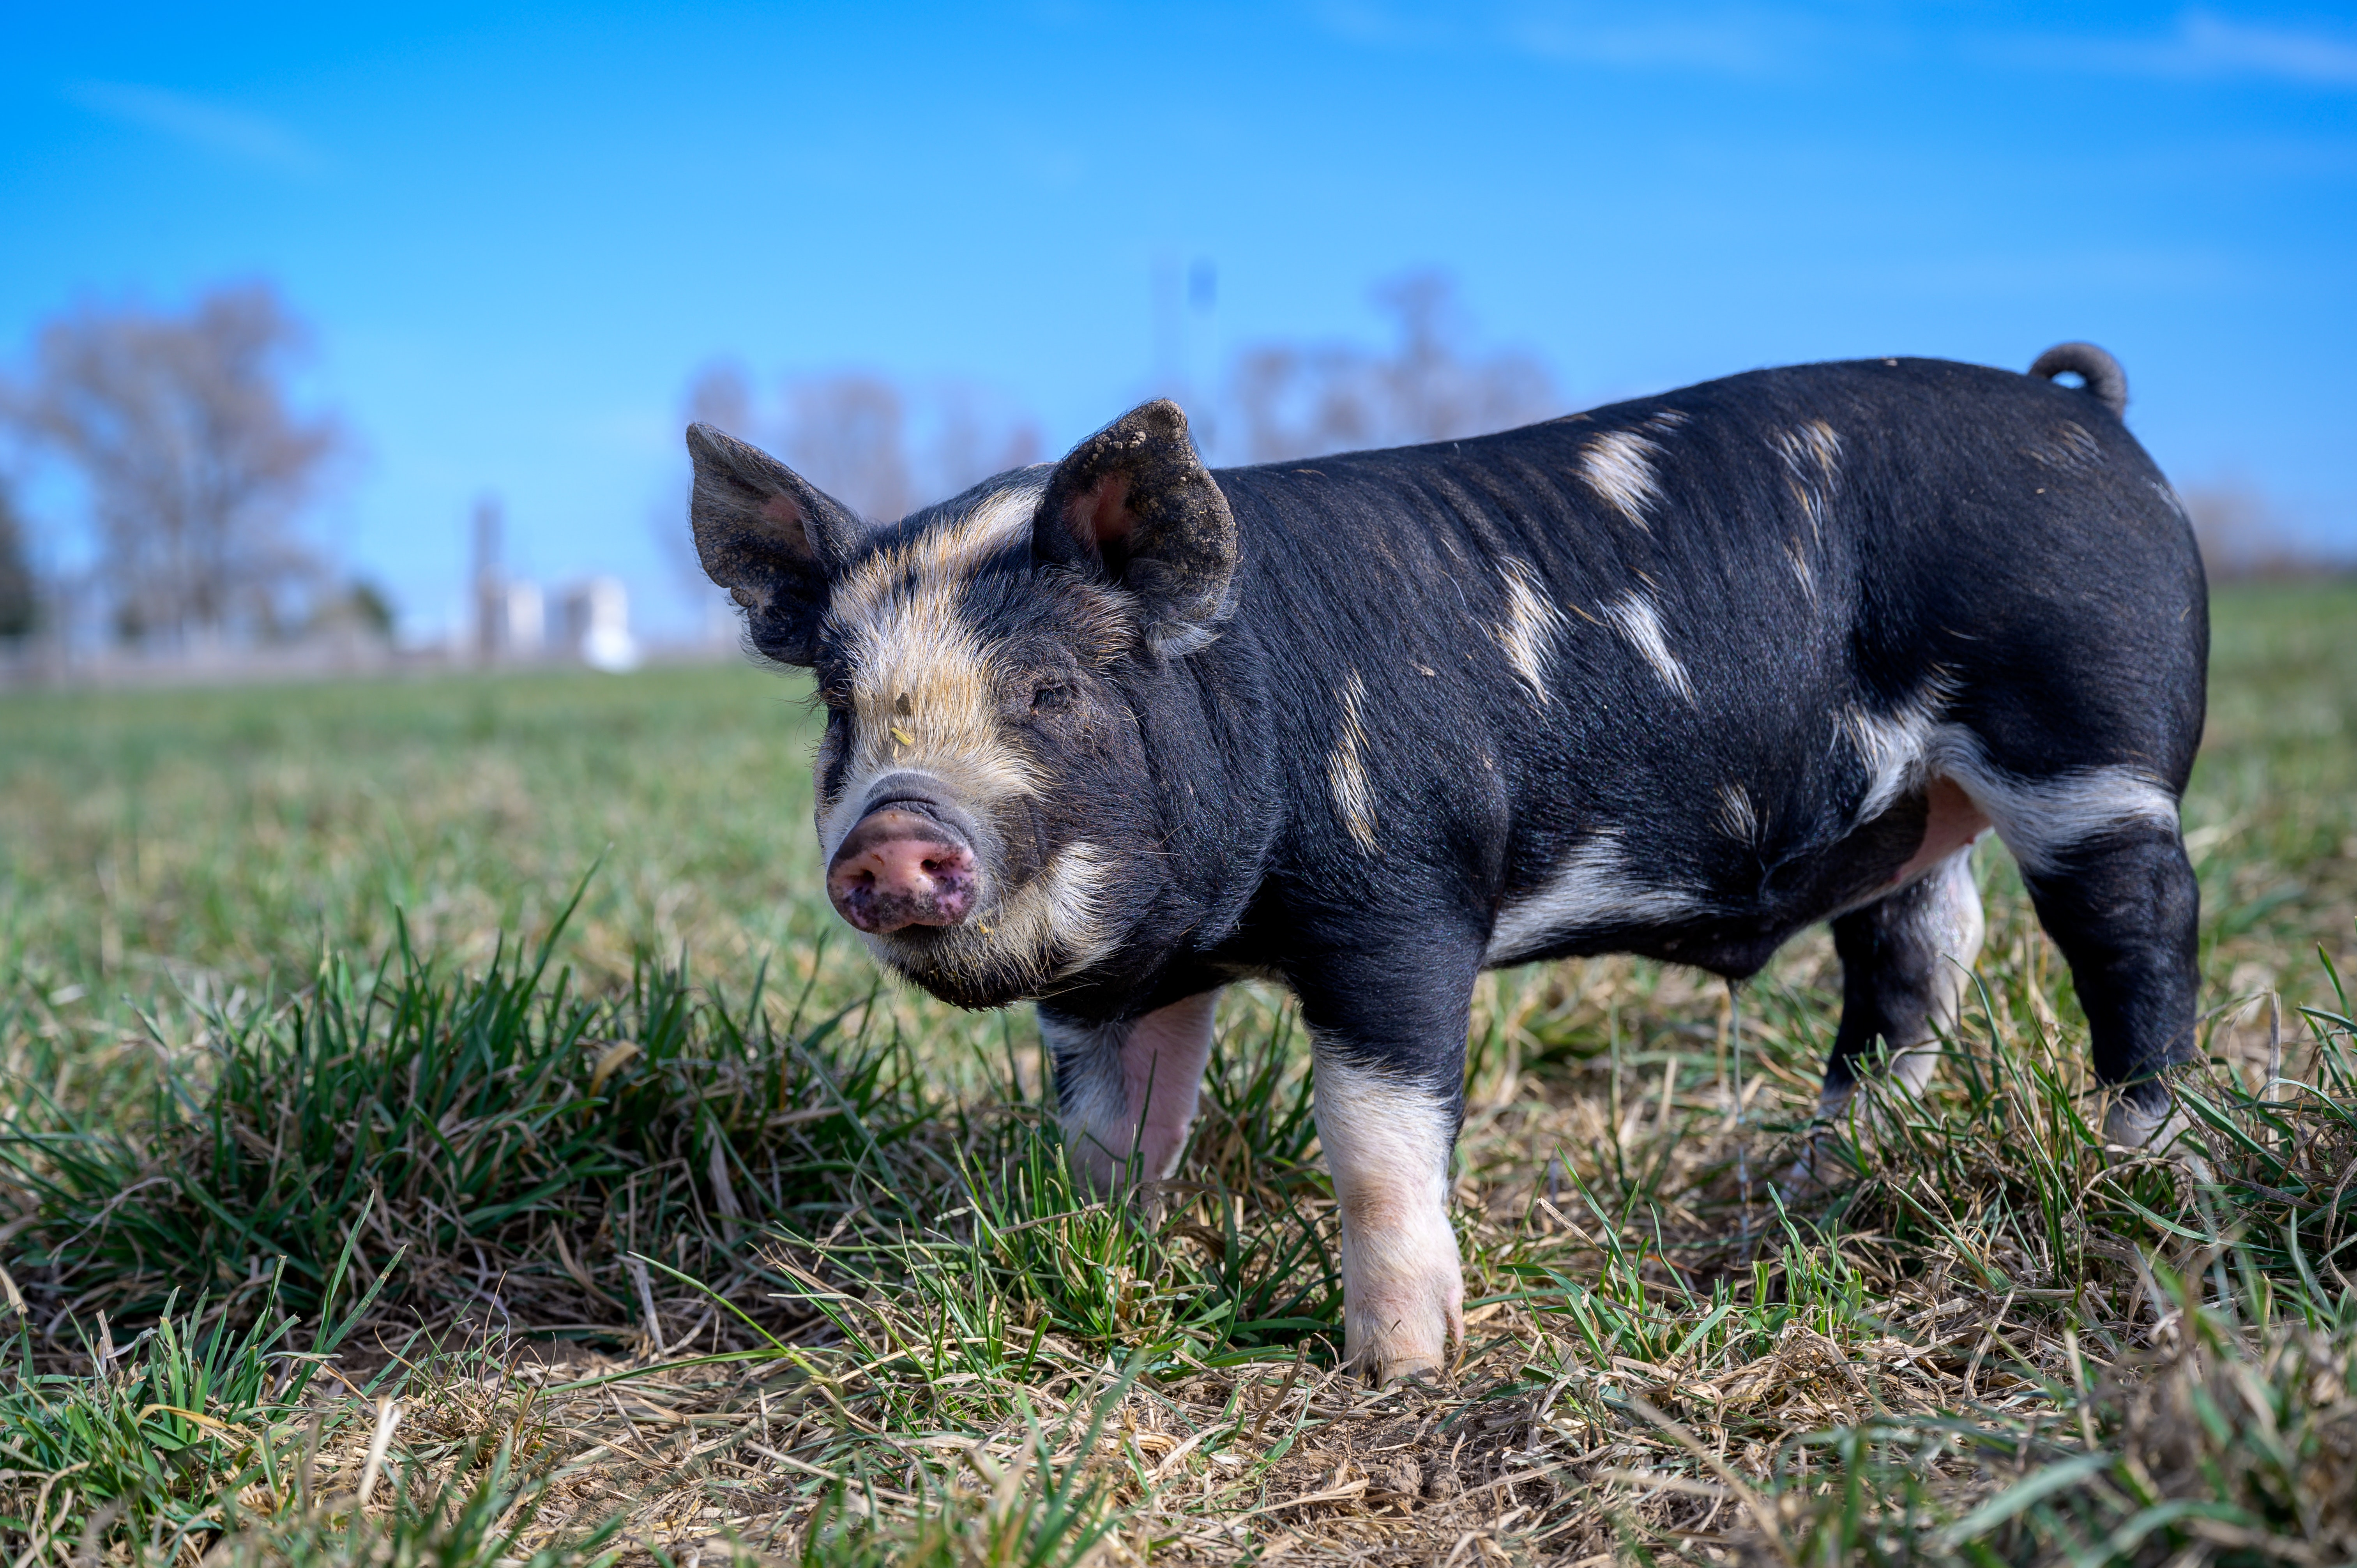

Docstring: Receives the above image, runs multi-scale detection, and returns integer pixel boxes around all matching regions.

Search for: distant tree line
[681,363,1046,526]
[1223,270,1557,463]
[0,280,385,653]
[673,270,1562,556]
[679,272,2344,587]
[3,273,2327,666]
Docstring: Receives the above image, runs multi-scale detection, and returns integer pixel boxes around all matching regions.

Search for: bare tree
[11,282,344,646]
[679,362,1042,525]
[1224,270,1557,464]
[0,480,35,640]
[782,373,917,523]
[924,381,1046,503]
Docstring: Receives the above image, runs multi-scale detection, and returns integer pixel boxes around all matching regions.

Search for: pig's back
[1205,355,2202,976]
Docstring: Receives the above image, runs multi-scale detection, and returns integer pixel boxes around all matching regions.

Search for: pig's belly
[1482,780,1992,980]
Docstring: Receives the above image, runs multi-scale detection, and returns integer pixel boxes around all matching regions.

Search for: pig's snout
[827,808,978,934]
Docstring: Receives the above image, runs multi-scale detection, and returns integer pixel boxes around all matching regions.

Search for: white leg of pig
[1312,1051,1463,1385]
[1042,991,1220,1194]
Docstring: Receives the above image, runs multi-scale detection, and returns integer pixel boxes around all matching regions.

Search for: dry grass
[2,581,2353,1566]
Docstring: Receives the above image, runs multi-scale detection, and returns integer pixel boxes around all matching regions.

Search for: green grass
[1,581,2353,1565]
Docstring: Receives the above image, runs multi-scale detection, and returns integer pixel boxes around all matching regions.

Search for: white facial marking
[1327,668,1379,853]
[1602,591,1694,703]
[1485,831,1708,965]
[1312,1052,1462,1381]
[1493,558,1568,704]
[1847,695,2180,878]
[830,481,1042,629]
[817,481,1052,861]
[1579,429,1664,530]
[816,477,1130,990]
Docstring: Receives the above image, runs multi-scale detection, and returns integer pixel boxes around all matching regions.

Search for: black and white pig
[685,343,2207,1385]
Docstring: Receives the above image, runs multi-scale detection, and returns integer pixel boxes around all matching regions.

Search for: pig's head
[686,400,1238,1009]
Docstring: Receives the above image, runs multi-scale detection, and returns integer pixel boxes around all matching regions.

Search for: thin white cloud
[1310,0,1460,50]
[1320,2,2357,88]
[1316,2,1845,79]
[2003,10,2357,88]
[65,80,328,174]
[1506,7,1802,76]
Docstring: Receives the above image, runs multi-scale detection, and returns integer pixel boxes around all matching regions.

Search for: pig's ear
[687,422,863,666]
[1035,399,1239,657]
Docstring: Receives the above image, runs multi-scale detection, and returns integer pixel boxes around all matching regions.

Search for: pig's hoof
[1348,1301,1460,1388]
[1778,1128,1856,1202]
[2103,1095,2214,1183]
[1372,1353,1448,1388]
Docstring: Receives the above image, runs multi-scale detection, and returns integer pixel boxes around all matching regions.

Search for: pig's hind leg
[2009,819,2205,1163]
[1044,991,1220,1195]
[1295,945,1475,1386]
[1786,848,1985,1194]
[1952,726,2205,1164]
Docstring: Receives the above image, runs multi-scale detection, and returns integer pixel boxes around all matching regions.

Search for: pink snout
[826,809,977,934]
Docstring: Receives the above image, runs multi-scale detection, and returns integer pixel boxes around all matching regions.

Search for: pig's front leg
[1299,953,1472,1385]
[1042,991,1221,1194]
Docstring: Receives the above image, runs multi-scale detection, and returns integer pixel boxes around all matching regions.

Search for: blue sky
[4,2,2353,638]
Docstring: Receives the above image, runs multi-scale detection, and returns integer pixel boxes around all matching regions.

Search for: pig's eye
[1030,679,1071,715]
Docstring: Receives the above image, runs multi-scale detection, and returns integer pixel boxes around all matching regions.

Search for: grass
[0,580,2353,1565]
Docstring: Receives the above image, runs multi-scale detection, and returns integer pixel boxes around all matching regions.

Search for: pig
[685,343,2207,1385]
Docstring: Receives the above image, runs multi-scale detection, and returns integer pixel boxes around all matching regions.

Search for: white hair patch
[1039,1010,1129,1170]
[1955,760,2179,876]
[1771,420,1842,542]
[1043,992,1219,1192]
[1772,419,1842,483]
[1485,832,1707,965]
[1603,592,1694,703]
[1493,559,1569,703]
[1846,695,2180,877]
[1327,669,1380,854]
[1784,536,1817,603]
[1579,429,1665,530]
[1717,781,1760,844]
